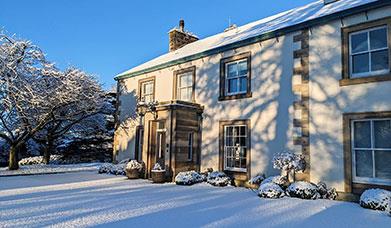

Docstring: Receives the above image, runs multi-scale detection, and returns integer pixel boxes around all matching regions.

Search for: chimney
[324,0,340,5]
[169,20,198,52]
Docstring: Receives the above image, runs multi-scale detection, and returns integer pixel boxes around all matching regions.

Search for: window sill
[352,182,391,194]
[339,73,391,86]
[224,168,247,173]
[218,92,252,101]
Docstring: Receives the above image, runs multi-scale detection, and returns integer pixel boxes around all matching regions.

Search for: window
[223,125,248,172]
[341,18,391,86]
[352,118,391,185]
[135,126,144,161]
[349,26,389,77]
[219,52,252,101]
[138,77,155,103]
[188,132,194,161]
[173,66,195,102]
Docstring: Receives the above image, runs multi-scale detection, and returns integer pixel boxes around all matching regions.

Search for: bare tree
[34,68,105,164]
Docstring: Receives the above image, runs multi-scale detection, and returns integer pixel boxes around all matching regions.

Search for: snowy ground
[0,172,389,228]
[0,163,101,177]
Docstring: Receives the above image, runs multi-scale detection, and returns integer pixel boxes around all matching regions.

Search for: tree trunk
[8,145,19,170]
[42,138,54,164]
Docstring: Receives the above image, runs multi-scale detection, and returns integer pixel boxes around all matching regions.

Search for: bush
[272,151,306,173]
[18,155,64,166]
[287,181,320,200]
[175,171,205,185]
[261,175,289,188]
[152,163,164,171]
[258,183,285,199]
[360,189,391,211]
[207,171,231,187]
[126,160,143,171]
[316,182,337,200]
[249,173,266,185]
[98,163,125,175]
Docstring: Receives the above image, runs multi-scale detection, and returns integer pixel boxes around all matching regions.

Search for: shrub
[152,163,164,171]
[272,151,306,173]
[126,160,143,171]
[18,155,64,166]
[175,171,205,185]
[287,181,320,200]
[261,175,289,188]
[360,189,391,211]
[258,183,285,199]
[249,173,266,185]
[316,182,337,200]
[98,163,125,175]
[207,171,231,187]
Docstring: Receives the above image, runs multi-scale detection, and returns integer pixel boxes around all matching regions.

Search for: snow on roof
[116,0,381,79]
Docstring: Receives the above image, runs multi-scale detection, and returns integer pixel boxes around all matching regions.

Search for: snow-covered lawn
[0,172,389,228]
[0,163,101,177]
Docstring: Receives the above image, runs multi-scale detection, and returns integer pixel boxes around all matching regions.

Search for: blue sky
[1,0,315,89]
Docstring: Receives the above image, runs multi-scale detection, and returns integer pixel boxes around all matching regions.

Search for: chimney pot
[179,19,185,32]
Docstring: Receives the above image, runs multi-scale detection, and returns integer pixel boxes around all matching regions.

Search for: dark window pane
[352,53,369,75]
[371,50,389,72]
[227,63,238,78]
[240,159,247,168]
[226,137,233,146]
[238,61,247,75]
[370,28,388,50]
[355,150,373,178]
[375,150,391,179]
[351,32,368,53]
[239,137,246,146]
[374,120,391,148]
[354,121,371,148]
[241,148,247,157]
[234,158,240,168]
[228,79,238,93]
[239,77,247,92]
[226,127,233,136]
[240,126,246,136]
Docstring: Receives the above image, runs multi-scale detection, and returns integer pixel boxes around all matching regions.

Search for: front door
[148,120,166,176]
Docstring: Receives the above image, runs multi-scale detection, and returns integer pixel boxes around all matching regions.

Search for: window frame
[138,76,155,103]
[219,52,252,101]
[351,118,391,185]
[341,17,391,86]
[223,124,248,172]
[173,66,196,102]
[219,119,251,177]
[343,111,391,194]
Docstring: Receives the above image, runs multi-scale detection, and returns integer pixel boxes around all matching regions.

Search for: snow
[175,171,205,185]
[18,155,64,166]
[0,171,390,227]
[117,0,379,77]
[0,163,101,177]
[125,160,143,171]
[360,189,391,211]
[207,171,231,187]
[287,181,321,200]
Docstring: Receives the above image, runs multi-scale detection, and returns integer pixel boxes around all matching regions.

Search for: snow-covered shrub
[273,151,306,173]
[287,181,320,200]
[316,182,337,200]
[126,160,143,171]
[258,183,285,199]
[18,155,64,166]
[387,201,391,216]
[249,173,266,185]
[261,175,289,188]
[98,163,125,175]
[175,171,205,185]
[360,189,391,211]
[152,163,164,171]
[207,171,231,187]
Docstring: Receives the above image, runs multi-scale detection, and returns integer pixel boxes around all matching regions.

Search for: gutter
[115,0,391,81]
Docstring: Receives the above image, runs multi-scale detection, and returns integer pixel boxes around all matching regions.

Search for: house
[113,0,391,196]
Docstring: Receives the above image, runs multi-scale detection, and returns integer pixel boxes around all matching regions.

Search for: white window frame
[187,132,193,161]
[351,118,391,185]
[225,59,248,96]
[349,26,389,78]
[177,71,193,101]
[141,81,154,103]
[224,125,247,172]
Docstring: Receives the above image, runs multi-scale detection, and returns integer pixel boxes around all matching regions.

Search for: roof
[116,0,389,80]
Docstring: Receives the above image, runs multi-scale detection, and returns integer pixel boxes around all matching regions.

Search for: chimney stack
[169,20,198,52]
